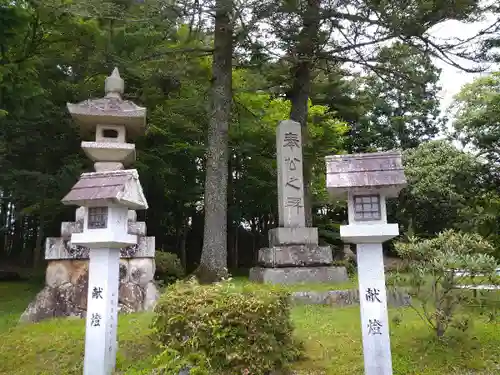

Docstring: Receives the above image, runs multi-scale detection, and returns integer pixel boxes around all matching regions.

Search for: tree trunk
[33,213,45,269]
[289,0,320,228]
[195,0,233,283]
[180,217,189,272]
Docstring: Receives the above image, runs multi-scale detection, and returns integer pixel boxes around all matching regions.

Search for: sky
[430,15,499,116]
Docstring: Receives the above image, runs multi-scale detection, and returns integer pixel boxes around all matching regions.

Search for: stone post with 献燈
[325,151,407,375]
[61,169,149,375]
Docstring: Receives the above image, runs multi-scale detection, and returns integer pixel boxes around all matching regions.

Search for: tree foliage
[452,71,500,163]
[0,0,498,274]
[393,230,499,337]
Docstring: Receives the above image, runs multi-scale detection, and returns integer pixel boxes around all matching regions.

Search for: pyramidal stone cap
[105,67,124,98]
[61,169,148,210]
[66,68,147,139]
[325,151,407,198]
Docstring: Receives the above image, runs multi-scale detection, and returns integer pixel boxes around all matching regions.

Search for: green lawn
[0,281,499,375]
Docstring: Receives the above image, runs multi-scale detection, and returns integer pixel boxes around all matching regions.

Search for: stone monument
[249,120,348,284]
[325,151,407,375]
[21,68,158,323]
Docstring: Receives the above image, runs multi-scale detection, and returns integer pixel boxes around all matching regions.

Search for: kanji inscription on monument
[277,120,305,228]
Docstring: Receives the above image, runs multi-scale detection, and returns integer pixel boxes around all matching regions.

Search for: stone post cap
[105,67,124,98]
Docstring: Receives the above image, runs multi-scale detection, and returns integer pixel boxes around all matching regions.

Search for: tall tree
[452,71,500,163]
[350,42,443,152]
[196,0,234,282]
[399,140,491,237]
[244,0,493,226]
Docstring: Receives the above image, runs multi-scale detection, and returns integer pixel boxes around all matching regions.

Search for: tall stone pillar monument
[21,68,158,323]
[249,120,347,284]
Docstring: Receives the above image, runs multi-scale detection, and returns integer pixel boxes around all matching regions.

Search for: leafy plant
[393,230,499,338]
[155,251,185,286]
[150,279,303,374]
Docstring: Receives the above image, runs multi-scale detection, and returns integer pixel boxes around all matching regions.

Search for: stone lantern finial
[105,67,124,98]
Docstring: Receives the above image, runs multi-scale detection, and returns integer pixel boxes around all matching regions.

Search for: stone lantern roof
[67,68,146,140]
[325,151,407,199]
[61,169,148,210]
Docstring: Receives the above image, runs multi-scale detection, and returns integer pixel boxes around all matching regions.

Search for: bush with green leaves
[155,251,185,285]
[393,230,499,338]
[150,279,303,374]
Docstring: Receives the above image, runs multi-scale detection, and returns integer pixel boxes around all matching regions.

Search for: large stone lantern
[21,69,157,324]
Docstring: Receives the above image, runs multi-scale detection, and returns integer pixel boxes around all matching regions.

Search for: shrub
[393,230,499,338]
[155,251,185,285]
[151,279,303,375]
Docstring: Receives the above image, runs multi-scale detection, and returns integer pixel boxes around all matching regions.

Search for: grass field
[0,281,499,375]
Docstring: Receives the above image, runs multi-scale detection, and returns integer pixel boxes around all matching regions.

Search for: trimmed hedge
[155,251,185,285]
[151,280,303,374]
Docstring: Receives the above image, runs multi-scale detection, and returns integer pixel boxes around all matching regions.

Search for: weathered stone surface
[291,288,411,308]
[46,261,71,287]
[144,282,159,311]
[61,221,83,238]
[119,282,144,311]
[119,259,130,282]
[268,227,319,246]
[45,235,155,260]
[276,120,306,227]
[128,221,146,236]
[249,266,348,284]
[326,151,406,199]
[70,260,89,284]
[258,245,332,267]
[129,258,155,287]
[20,287,59,323]
[72,279,89,310]
[94,161,124,172]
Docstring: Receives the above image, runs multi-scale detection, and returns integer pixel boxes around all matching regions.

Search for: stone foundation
[20,206,158,323]
[250,226,348,285]
[249,266,348,284]
[258,245,333,267]
[20,257,159,323]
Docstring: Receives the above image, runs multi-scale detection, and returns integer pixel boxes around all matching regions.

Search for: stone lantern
[61,169,148,375]
[21,69,157,331]
[325,151,406,375]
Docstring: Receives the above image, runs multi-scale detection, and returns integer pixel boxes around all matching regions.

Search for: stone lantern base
[20,210,158,323]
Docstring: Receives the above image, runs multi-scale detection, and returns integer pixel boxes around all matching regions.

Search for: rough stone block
[249,266,348,284]
[46,261,71,287]
[69,260,89,285]
[119,259,130,282]
[144,282,159,311]
[119,282,144,311]
[129,258,155,287]
[258,245,332,267]
[268,227,319,246]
